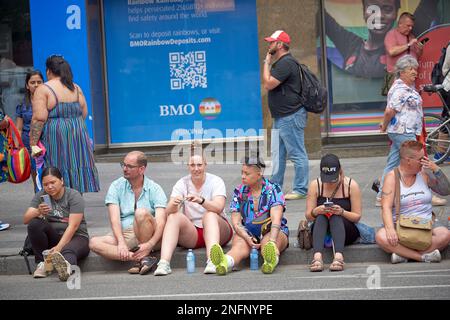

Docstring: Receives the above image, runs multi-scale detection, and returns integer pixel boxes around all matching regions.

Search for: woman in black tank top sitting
[305,154,362,272]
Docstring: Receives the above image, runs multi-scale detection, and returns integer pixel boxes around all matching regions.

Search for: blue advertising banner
[29,0,94,139]
[103,0,262,144]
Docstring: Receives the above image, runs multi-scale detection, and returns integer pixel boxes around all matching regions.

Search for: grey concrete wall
[257,0,322,158]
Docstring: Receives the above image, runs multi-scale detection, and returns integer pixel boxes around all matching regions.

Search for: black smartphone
[324,201,334,208]
[129,245,140,252]
[246,230,260,244]
[420,37,430,45]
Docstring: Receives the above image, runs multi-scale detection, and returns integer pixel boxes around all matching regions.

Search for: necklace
[398,169,416,188]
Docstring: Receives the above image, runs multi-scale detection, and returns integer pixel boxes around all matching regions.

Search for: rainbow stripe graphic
[7,147,31,183]
[199,98,221,120]
[328,108,442,134]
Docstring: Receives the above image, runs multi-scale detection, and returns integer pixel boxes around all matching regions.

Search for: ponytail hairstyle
[45,55,75,91]
[242,150,266,171]
[24,70,44,105]
[41,167,63,181]
[190,140,205,162]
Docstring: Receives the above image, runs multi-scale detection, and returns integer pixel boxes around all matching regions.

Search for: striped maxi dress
[41,84,100,193]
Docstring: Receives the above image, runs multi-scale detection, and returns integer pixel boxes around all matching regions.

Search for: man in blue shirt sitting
[89,151,167,274]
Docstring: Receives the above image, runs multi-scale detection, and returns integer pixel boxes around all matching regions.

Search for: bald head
[126,151,147,168]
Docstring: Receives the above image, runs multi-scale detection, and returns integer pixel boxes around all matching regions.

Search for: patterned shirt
[15,102,33,135]
[230,178,288,238]
[386,79,423,135]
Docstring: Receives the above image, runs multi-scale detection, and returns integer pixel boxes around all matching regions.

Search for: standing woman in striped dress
[29,55,100,193]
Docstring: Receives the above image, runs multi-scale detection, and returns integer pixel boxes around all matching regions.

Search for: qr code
[169,51,207,90]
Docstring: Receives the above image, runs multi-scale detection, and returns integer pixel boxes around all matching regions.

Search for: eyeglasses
[120,161,140,169]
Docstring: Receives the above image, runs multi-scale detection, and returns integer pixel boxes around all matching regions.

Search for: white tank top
[393,172,432,223]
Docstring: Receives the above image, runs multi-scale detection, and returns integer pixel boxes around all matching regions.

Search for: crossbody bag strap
[329,180,342,200]
[394,168,401,222]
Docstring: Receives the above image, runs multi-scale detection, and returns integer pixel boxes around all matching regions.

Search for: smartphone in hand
[41,194,52,208]
[324,200,334,208]
[420,37,430,45]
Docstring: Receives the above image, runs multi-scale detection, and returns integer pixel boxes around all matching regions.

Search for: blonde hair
[190,141,205,162]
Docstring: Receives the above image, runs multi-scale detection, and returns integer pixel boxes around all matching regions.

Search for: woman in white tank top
[376,141,450,263]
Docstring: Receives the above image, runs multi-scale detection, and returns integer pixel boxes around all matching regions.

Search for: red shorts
[194,216,233,249]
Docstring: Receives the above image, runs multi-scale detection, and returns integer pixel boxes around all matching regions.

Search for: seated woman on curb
[305,154,362,272]
[153,142,233,275]
[23,167,90,281]
[376,141,450,263]
[210,156,289,275]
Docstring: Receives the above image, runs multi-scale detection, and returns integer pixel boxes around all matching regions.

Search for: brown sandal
[309,259,324,272]
[329,258,345,272]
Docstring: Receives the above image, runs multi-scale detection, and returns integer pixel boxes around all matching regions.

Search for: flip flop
[0,223,10,231]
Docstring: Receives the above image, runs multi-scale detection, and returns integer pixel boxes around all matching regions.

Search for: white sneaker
[391,253,408,264]
[203,260,216,274]
[422,249,441,263]
[153,259,172,276]
[33,262,48,278]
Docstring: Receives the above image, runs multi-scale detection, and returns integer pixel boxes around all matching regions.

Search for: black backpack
[431,43,450,85]
[292,59,328,114]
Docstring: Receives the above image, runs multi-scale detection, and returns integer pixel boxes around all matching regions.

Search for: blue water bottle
[250,246,259,270]
[186,249,195,273]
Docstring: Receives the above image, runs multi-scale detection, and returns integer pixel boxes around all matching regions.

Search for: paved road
[1,261,449,301]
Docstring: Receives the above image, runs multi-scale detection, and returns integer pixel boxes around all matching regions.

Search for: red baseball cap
[264,30,291,45]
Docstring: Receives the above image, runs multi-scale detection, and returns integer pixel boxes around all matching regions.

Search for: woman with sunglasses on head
[23,167,90,281]
[376,140,450,264]
[15,70,44,192]
[153,142,232,276]
[210,155,288,275]
[305,154,362,272]
[29,55,99,193]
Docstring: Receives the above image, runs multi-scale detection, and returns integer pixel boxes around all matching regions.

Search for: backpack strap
[394,168,401,223]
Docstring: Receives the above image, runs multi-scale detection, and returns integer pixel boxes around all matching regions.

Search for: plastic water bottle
[250,246,259,270]
[186,249,195,273]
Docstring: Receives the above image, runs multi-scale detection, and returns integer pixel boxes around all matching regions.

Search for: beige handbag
[394,168,432,251]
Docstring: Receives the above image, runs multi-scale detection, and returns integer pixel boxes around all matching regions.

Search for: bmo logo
[160,104,195,117]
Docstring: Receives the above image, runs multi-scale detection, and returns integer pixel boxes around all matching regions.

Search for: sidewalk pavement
[1,156,449,275]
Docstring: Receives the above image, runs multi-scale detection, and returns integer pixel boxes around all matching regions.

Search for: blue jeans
[377,132,416,198]
[271,107,309,195]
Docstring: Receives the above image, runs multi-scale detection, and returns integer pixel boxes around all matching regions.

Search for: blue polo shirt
[105,176,167,229]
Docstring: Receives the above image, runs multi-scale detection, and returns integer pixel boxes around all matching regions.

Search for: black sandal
[139,256,158,275]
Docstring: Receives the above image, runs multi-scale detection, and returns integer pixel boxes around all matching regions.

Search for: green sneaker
[210,244,228,275]
[261,241,279,274]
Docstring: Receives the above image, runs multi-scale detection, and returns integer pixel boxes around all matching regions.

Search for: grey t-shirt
[30,187,89,238]
[268,53,303,118]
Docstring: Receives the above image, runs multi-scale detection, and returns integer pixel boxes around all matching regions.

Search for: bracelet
[199,196,205,205]
[311,208,318,218]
